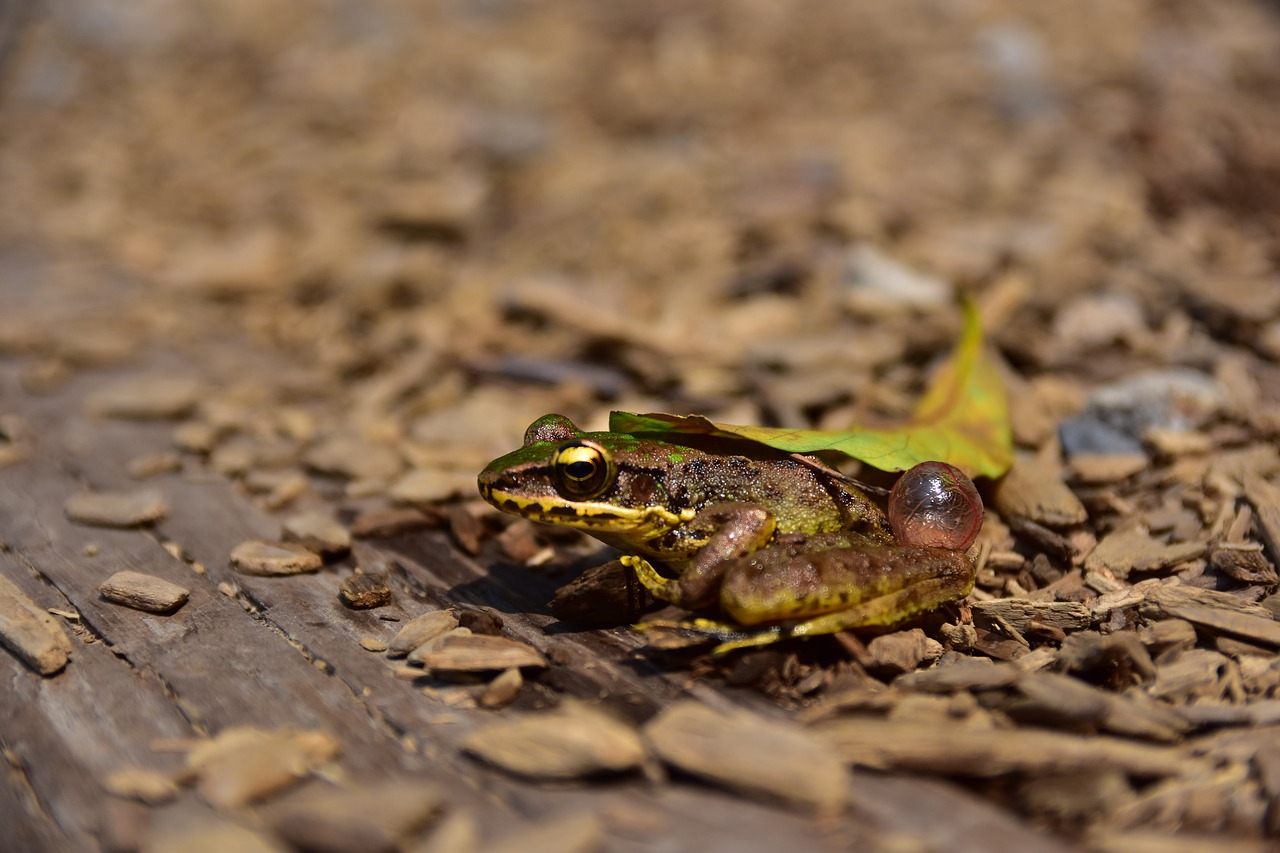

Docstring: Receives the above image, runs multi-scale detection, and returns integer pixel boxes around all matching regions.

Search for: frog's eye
[553,441,614,499]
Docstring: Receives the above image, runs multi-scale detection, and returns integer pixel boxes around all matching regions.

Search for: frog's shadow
[385,529,612,623]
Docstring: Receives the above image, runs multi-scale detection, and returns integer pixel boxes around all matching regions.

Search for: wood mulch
[3,2,1280,851]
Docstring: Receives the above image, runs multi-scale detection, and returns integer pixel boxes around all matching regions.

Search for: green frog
[477,414,980,652]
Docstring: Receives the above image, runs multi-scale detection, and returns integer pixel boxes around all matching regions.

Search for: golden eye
[553,441,613,498]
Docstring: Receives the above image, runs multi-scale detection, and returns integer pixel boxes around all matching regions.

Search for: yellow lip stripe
[486,489,694,537]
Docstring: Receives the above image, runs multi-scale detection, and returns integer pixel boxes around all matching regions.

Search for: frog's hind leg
[635,615,785,654]
[786,568,973,640]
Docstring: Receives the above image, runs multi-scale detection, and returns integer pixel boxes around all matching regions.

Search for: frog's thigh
[787,563,974,638]
[721,546,973,627]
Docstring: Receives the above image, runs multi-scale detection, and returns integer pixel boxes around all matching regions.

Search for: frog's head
[477,414,693,540]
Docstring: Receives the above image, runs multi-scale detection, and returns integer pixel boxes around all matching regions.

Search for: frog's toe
[622,555,684,604]
[635,617,785,655]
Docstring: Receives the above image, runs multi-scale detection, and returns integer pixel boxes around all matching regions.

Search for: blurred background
[1,0,1278,493]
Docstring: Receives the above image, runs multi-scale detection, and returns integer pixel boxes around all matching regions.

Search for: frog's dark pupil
[566,460,596,480]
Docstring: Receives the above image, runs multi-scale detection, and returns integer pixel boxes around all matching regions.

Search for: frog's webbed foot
[635,616,786,655]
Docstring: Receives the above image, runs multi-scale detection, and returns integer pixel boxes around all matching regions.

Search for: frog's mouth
[480,484,690,539]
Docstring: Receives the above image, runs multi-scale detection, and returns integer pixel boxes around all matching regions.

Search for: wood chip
[144,802,286,853]
[644,700,849,814]
[411,632,545,673]
[462,703,645,780]
[98,570,190,613]
[1085,521,1206,578]
[262,778,448,853]
[0,574,73,675]
[338,573,392,609]
[863,629,942,676]
[185,727,341,809]
[894,656,1020,693]
[349,507,436,539]
[1149,649,1233,703]
[971,598,1092,634]
[230,540,324,576]
[127,451,183,479]
[1013,670,1189,742]
[282,511,351,559]
[389,467,477,504]
[101,766,181,804]
[64,489,168,528]
[483,812,605,853]
[1142,585,1280,649]
[304,433,403,482]
[1243,472,1280,569]
[548,558,651,627]
[1068,452,1150,483]
[991,453,1088,527]
[479,667,523,708]
[813,717,1195,778]
[387,610,459,657]
[85,376,202,420]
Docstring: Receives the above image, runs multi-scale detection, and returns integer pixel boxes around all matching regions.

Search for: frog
[477,413,981,653]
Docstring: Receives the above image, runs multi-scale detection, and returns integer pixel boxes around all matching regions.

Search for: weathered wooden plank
[0,553,194,847]
[0,455,403,768]
[0,760,72,853]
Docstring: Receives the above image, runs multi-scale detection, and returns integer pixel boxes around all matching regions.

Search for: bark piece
[387,611,459,658]
[282,511,351,559]
[1141,584,1280,648]
[814,717,1194,778]
[349,508,436,539]
[85,376,202,420]
[101,766,181,805]
[462,703,645,780]
[644,701,849,814]
[185,727,342,809]
[864,629,942,676]
[411,633,545,673]
[64,489,168,528]
[991,453,1088,527]
[549,559,652,627]
[1210,547,1277,585]
[0,574,73,676]
[304,434,402,482]
[262,778,448,853]
[338,573,392,609]
[970,599,1092,634]
[144,802,286,853]
[1013,670,1189,742]
[1243,472,1280,570]
[483,812,604,853]
[895,656,1020,693]
[479,667,523,708]
[1085,521,1206,578]
[1068,453,1149,483]
[230,540,324,576]
[127,452,184,479]
[99,570,190,613]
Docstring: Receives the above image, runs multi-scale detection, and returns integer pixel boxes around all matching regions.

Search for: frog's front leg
[626,503,776,610]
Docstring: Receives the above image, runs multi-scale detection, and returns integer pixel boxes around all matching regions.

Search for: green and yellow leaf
[610,302,1013,479]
